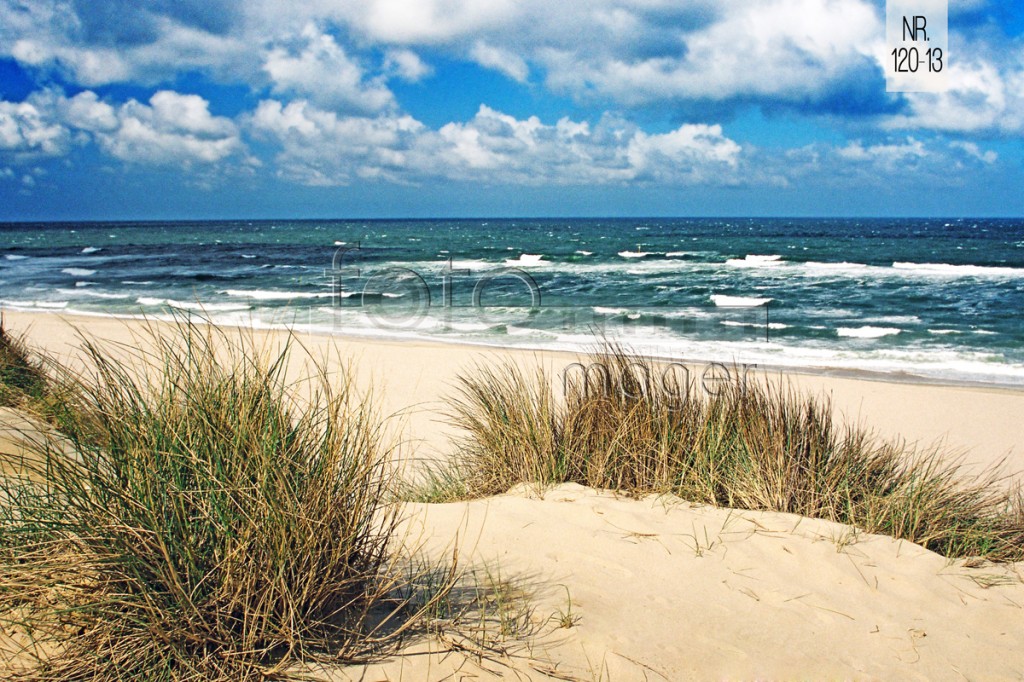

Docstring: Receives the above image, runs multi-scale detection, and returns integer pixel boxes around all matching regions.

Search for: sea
[2,218,1023,386]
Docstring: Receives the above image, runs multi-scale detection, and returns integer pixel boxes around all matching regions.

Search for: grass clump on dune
[0,319,453,680]
[448,345,1024,562]
[0,314,50,410]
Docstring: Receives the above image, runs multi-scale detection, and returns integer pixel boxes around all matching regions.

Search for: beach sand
[2,310,1023,680]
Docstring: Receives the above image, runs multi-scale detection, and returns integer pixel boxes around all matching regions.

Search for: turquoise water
[2,218,1023,385]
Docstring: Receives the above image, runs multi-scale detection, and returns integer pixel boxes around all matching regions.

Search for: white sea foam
[137,297,251,312]
[726,254,783,268]
[81,247,101,254]
[892,262,1024,278]
[240,254,257,259]
[863,315,921,325]
[4,254,28,260]
[711,295,772,307]
[57,289,129,299]
[505,254,549,266]
[665,251,691,257]
[221,289,333,300]
[618,250,651,258]
[61,268,96,276]
[928,329,961,335]
[0,299,69,310]
[837,326,901,339]
[719,321,791,330]
[802,261,869,273]
[575,250,593,256]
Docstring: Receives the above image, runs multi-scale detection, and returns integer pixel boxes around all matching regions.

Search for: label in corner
[885,0,948,93]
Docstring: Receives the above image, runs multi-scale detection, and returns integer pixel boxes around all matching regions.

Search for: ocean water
[2,218,1023,386]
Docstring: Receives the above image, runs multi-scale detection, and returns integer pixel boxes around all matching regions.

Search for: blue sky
[1,0,1022,219]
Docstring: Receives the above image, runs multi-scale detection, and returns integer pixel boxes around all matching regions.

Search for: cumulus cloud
[883,50,1024,134]
[249,99,424,184]
[837,138,928,168]
[542,0,884,108]
[93,91,245,165]
[383,48,432,81]
[0,96,70,156]
[3,89,247,168]
[469,41,529,82]
[250,101,744,187]
[779,133,1003,190]
[263,24,395,114]
[5,0,1023,131]
[950,141,997,164]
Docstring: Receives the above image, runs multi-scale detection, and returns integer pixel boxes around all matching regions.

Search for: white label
[886,0,948,92]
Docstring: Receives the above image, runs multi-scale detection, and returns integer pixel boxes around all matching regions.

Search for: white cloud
[96,91,245,165]
[314,0,522,44]
[383,48,432,81]
[263,24,395,114]
[0,97,69,156]
[778,135,1001,189]
[469,41,529,82]
[837,138,928,167]
[950,141,997,164]
[251,100,745,187]
[884,52,1024,134]
[249,99,424,184]
[542,0,882,105]
[59,91,118,132]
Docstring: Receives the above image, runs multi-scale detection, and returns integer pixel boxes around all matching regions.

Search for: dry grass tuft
[447,344,1024,561]
[0,318,456,680]
[0,314,50,410]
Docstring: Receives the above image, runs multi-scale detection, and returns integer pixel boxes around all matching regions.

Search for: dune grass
[0,314,50,410]
[446,345,1024,562]
[0,318,458,680]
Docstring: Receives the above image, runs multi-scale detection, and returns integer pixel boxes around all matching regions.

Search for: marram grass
[0,318,454,680]
[446,345,1024,562]
[0,314,49,410]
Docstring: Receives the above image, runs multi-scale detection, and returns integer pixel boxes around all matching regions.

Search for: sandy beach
[2,309,1024,680]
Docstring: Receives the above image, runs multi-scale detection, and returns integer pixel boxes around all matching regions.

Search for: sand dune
[340,484,1024,680]
[3,310,1024,680]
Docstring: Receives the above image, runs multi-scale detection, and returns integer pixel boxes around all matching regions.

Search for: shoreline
[5,309,1024,478]
[6,305,1024,394]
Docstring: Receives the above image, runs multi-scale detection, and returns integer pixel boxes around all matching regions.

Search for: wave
[137,297,251,312]
[0,299,69,310]
[505,254,550,267]
[711,295,772,307]
[4,254,28,261]
[575,250,593,256]
[726,254,783,268]
[57,289,130,300]
[221,289,334,301]
[862,315,921,324]
[81,247,101,254]
[61,268,96,277]
[892,262,1024,278]
[837,326,901,339]
[928,329,961,335]
[618,251,652,258]
[802,261,869,274]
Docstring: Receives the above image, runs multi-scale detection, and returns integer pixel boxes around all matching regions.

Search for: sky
[1,0,1023,220]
